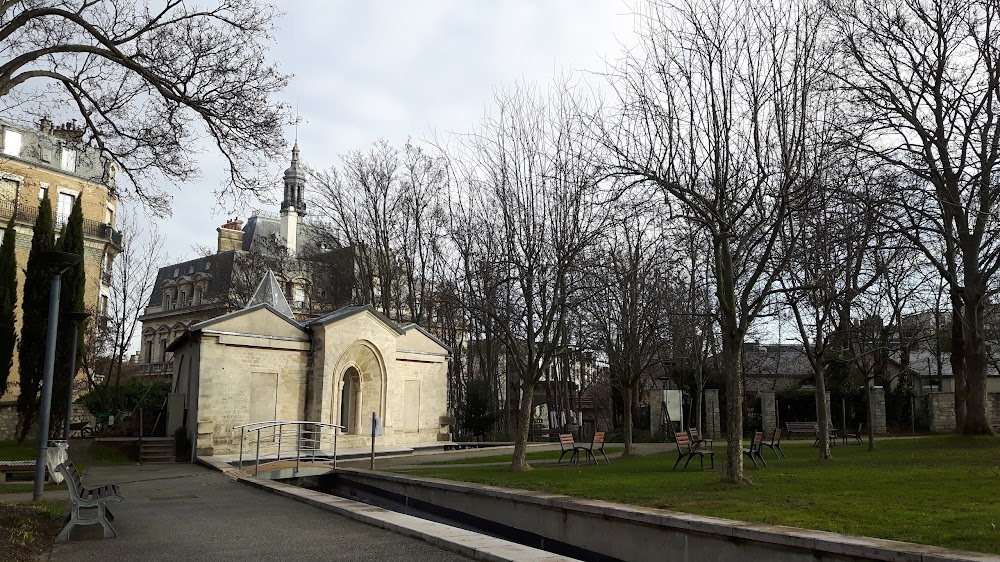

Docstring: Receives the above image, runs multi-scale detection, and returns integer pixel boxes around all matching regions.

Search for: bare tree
[606,0,825,482]
[84,208,165,388]
[581,194,675,457]
[311,140,448,322]
[0,0,290,209]
[449,81,608,470]
[831,0,1000,433]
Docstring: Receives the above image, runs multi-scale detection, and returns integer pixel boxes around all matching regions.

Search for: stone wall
[928,392,1000,432]
[704,390,721,440]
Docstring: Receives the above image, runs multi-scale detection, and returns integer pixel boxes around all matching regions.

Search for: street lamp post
[61,311,91,441]
[32,251,81,502]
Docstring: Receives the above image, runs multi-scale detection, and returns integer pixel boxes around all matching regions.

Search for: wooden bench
[55,459,122,542]
[743,431,767,468]
[0,460,44,483]
[843,423,863,444]
[577,431,609,464]
[528,429,562,442]
[785,421,837,446]
[673,431,714,471]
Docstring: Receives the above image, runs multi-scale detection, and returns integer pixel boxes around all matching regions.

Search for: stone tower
[280,142,306,255]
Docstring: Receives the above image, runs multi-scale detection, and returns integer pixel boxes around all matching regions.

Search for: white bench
[55,460,122,542]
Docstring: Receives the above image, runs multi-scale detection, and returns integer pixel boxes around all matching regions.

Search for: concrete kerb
[196,455,581,562]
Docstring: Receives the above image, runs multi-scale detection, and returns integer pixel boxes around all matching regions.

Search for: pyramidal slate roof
[245,270,294,319]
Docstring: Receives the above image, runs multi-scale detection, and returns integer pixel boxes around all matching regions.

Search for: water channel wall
[310,468,991,562]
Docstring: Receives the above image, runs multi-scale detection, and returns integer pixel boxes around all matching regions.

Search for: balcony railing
[0,198,122,247]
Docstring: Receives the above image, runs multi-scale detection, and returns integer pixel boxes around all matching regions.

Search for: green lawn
[423,447,624,465]
[0,439,134,494]
[401,435,1000,555]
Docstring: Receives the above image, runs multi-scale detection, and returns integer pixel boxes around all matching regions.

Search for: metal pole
[333,426,338,469]
[239,427,245,471]
[61,321,79,441]
[255,429,260,476]
[295,425,301,473]
[370,412,376,470]
[33,274,62,502]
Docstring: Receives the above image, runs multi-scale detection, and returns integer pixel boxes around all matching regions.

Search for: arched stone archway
[333,342,385,434]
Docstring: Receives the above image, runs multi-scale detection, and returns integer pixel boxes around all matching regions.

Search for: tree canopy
[0,0,291,210]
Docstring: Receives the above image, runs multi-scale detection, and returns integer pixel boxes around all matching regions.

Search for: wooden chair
[557,433,581,464]
[742,431,767,468]
[761,428,784,459]
[843,423,863,445]
[578,431,609,464]
[688,427,713,451]
[673,431,714,471]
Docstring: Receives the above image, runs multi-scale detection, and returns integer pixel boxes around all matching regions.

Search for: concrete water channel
[203,448,996,562]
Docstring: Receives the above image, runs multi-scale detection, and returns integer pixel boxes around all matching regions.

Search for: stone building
[0,117,121,414]
[168,272,451,454]
[138,143,353,376]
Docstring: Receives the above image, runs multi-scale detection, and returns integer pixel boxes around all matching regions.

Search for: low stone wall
[0,402,21,439]
[319,469,986,562]
[928,392,1000,432]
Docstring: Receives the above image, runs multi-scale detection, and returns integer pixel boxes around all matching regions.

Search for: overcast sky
[156,0,640,261]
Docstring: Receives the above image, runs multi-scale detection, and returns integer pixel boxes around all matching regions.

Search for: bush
[77,379,170,423]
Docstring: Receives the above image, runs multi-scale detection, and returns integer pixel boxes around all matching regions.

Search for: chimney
[39,116,52,134]
[216,217,244,253]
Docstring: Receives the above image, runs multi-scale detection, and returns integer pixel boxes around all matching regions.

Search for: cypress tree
[16,198,55,442]
[52,197,85,436]
[0,216,17,398]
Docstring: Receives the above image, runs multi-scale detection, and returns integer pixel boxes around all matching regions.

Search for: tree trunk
[721,334,745,484]
[623,384,634,457]
[815,362,831,460]
[950,296,967,431]
[510,380,536,470]
[962,297,991,434]
[866,381,875,451]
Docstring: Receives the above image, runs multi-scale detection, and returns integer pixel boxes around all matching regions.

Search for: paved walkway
[48,463,474,562]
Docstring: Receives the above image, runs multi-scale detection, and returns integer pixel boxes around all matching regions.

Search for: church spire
[282,142,306,215]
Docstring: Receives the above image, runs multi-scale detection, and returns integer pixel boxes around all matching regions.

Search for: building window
[60,147,76,172]
[0,179,16,206]
[173,268,179,278]
[100,295,109,317]
[56,191,75,226]
[144,340,152,364]
[179,290,186,308]
[104,206,114,225]
[160,340,167,362]
[163,292,171,310]
[3,130,21,156]
[204,262,211,271]
[38,183,48,200]
[194,287,203,305]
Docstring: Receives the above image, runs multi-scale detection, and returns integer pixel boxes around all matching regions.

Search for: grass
[0,500,64,562]
[0,439,134,495]
[425,447,624,465]
[400,435,1000,555]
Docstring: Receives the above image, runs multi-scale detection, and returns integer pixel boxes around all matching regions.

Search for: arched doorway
[339,367,361,433]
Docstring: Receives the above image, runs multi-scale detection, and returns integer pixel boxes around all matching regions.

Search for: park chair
[578,431,609,464]
[812,423,838,448]
[688,427,713,451]
[557,433,581,464]
[673,431,714,471]
[761,428,784,459]
[844,423,863,445]
[743,431,767,468]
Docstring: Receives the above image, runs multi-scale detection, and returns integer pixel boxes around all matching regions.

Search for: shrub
[77,380,170,423]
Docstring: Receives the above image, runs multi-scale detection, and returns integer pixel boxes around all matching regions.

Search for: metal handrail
[233,420,344,476]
